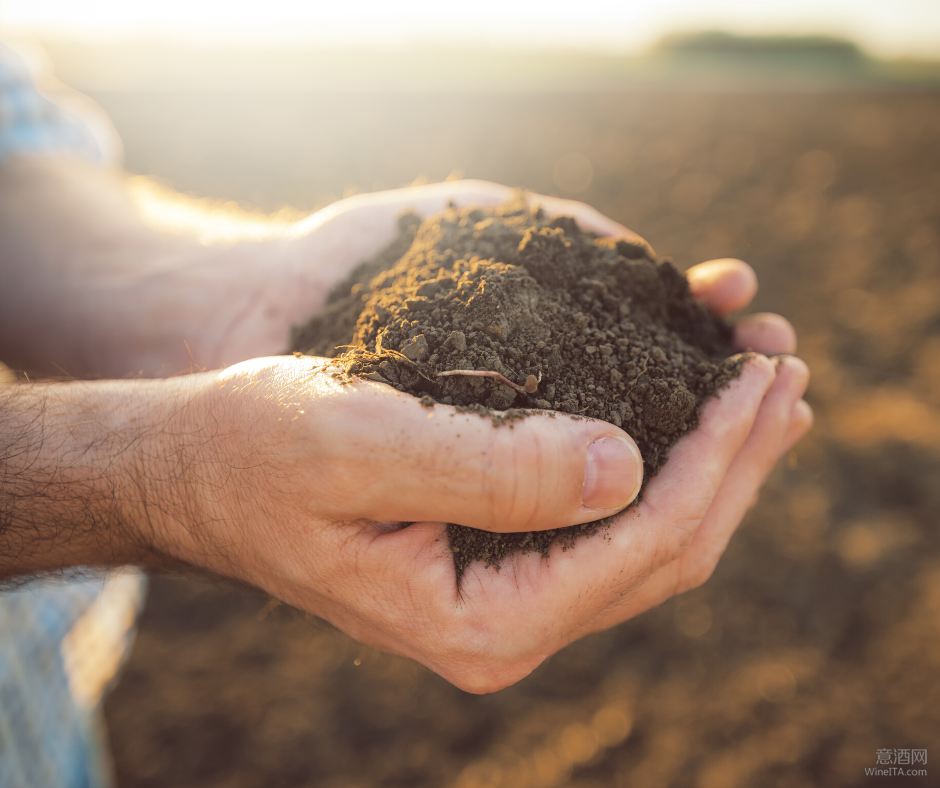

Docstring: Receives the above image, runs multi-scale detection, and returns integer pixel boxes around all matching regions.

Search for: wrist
[106,237,315,375]
[98,372,237,575]
[111,370,267,581]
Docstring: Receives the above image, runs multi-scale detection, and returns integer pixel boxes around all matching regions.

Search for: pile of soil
[290,198,742,579]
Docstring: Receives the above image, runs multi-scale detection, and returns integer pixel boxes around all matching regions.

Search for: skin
[0,159,811,693]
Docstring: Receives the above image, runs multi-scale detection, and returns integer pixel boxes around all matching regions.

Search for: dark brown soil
[289,198,742,579]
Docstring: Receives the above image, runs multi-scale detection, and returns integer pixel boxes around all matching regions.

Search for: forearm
[0,377,212,580]
[0,156,312,378]
[0,381,141,578]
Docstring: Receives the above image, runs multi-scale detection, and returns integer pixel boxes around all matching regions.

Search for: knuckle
[673,555,718,596]
[674,483,716,532]
[686,559,718,592]
[677,478,719,526]
[645,493,711,569]
[482,428,553,530]
[653,516,699,570]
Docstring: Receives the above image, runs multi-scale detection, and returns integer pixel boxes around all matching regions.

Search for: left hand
[209,180,650,366]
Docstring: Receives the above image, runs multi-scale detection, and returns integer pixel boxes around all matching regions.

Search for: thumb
[319,379,644,533]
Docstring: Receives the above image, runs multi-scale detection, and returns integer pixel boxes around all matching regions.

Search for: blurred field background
[18,11,940,787]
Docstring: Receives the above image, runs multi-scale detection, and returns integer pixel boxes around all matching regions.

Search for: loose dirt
[290,198,742,579]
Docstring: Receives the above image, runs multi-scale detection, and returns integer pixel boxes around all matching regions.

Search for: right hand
[126,262,809,693]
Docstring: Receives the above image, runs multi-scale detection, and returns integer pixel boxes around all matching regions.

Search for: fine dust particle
[289,197,744,584]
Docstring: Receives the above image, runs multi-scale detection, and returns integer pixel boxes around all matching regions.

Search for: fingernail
[582,436,643,511]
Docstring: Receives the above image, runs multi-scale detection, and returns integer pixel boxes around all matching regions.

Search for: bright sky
[3,0,940,58]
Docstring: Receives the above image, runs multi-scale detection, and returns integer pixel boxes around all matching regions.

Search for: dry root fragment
[437,369,539,395]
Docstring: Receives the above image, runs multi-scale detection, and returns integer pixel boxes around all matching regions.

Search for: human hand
[131,253,810,693]
[212,180,651,366]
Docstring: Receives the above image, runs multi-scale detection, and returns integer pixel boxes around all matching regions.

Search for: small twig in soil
[438,369,539,394]
[625,358,650,397]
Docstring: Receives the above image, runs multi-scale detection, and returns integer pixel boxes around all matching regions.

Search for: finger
[779,398,813,455]
[686,259,758,317]
[734,313,798,355]
[673,357,808,571]
[461,355,776,627]
[594,357,810,626]
[622,354,776,570]
[311,373,644,533]
[524,192,653,252]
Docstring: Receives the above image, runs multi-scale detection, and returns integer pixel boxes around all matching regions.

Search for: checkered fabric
[0,39,121,165]
[0,40,144,788]
[0,571,146,788]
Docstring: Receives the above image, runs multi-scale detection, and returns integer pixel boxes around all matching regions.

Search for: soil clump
[289,197,743,581]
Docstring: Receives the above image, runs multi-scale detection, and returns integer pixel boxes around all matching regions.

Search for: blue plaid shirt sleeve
[0,39,144,788]
[0,39,122,166]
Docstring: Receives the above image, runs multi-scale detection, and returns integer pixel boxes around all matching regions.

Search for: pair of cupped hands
[134,180,811,694]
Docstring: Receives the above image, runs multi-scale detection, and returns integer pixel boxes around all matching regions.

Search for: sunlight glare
[3,0,940,58]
